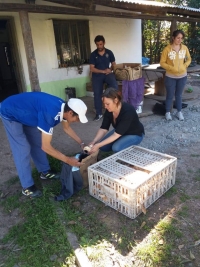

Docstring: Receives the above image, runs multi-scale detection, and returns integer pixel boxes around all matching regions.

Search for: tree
[142,0,200,63]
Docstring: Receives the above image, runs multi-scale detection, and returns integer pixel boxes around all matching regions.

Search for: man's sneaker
[165,112,172,121]
[22,185,42,198]
[176,111,184,121]
[40,170,60,180]
[93,115,103,121]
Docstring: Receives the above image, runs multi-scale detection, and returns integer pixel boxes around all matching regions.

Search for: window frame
[53,19,91,68]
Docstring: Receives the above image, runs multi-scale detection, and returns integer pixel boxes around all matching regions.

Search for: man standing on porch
[90,35,118,121]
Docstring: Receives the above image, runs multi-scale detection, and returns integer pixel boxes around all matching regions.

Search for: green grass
[179,192,190,202]
[1,193,21,212]
[0,156,195,267]
[137,220,183,266]
[5,176,19,186]
[0,158,74,267]
[165,186,177,197]
[190,154,200,157]
[1,193,75,267]
[177,206,189,217]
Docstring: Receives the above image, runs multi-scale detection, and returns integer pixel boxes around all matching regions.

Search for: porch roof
[0,0,200,22]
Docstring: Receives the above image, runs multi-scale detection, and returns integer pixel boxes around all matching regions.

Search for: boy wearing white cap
[0,92,88,198]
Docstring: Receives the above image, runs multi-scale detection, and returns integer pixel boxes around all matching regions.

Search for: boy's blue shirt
[0,92,65,134]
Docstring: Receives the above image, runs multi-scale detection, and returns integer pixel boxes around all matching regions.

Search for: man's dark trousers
[92,73,118,116]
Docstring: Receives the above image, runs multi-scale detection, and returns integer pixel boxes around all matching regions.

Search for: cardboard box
[114,63,141,70]
[80,150,99,187]
[114,63,142,81]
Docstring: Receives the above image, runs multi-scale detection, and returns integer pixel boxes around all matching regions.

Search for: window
[53,20,91,67]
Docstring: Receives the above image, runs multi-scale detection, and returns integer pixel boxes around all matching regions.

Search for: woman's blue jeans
[100,129,144,153]
[1,117,50,188]
[164,76,187,112]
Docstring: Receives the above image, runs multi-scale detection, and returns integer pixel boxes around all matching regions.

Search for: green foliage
[142,20,170,63]
[142,0,200,63]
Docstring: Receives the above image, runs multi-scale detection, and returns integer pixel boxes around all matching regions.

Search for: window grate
[53,20,90,67]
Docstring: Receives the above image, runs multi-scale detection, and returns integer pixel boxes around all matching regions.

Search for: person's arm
[41,132,82,167]
[160,47,175,72]
[184,47,192,67]
[111,61,116,71]
[62,120,84,147]
[90,64,110,74]
[90,130,121,153]
[90,128,108,146]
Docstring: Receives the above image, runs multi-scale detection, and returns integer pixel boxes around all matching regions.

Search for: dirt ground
[1,75,200,266]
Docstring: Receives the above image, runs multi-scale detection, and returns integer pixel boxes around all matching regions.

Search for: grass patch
[1,157,75,267]
[137,220,183,266]
[179,192,190,202]
[1,189,75,267]
[1,193,21,212]
[0,156,192,267]
[194,175,200,181]
[190,154,200,157]
[5,176,19,186]
[177,206,189,217]
[165,186,177,197]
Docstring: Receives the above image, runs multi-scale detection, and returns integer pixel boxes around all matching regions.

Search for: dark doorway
[0,20,19,102]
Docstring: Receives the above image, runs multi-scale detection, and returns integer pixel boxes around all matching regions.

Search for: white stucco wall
[89,18,142,64]
[0,1,142,87]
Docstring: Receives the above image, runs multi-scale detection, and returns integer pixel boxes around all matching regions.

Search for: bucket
[65,87,76,101]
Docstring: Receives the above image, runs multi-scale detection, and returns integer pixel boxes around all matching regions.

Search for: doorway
[0,19,20,102]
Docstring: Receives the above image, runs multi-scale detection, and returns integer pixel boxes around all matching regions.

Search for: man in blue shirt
[0,92,88,198]
[90,35,118,121]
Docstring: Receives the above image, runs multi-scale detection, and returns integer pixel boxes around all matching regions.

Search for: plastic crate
[88,146,177,219]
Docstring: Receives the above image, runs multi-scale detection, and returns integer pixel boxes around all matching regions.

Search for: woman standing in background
[160,29,191,121]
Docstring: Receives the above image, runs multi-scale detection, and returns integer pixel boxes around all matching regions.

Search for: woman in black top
[89,88,144,153]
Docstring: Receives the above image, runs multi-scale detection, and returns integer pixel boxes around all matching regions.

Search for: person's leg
[1,118,34,188]
[175,76,187,112]
[99,129,115,152]
[164,76,176,112]
[23,125,50,172]
[105,73,118,90]
[112,134,144,153]
[92,75,104,116]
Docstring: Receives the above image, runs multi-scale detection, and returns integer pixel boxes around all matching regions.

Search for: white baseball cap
[68,98,88,123]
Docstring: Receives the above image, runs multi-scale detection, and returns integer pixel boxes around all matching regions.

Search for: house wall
[0,1,142,100]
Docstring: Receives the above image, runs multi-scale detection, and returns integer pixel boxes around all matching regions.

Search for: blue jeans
[92,73,118,115]
[100,129,144,153]
[1,117,50,188]
[55,163,83,201]
[164,76,187,112]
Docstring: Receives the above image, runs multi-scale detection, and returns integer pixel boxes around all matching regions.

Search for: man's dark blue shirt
[89,48,115,77]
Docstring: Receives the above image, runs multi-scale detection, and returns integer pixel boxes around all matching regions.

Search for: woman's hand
[89,144,100,154]
[88,141,95,147]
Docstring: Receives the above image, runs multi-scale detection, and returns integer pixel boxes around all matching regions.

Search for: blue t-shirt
[89,48,115,77]
[0,92,65,135]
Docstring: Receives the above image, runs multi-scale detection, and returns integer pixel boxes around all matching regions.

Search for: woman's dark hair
[64,103,78,116]
[102,87,122,107]
[172,29,185,39]
[94,35,105,43]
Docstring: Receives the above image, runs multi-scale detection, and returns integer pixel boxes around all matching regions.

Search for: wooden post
[170,19,177,41]
[19,10,40,91]
[154,73,166,96]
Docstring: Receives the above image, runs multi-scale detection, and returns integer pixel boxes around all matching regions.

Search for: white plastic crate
[88,146,177,219]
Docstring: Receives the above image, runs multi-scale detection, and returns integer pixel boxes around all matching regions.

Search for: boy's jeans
[1,117,50,188]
